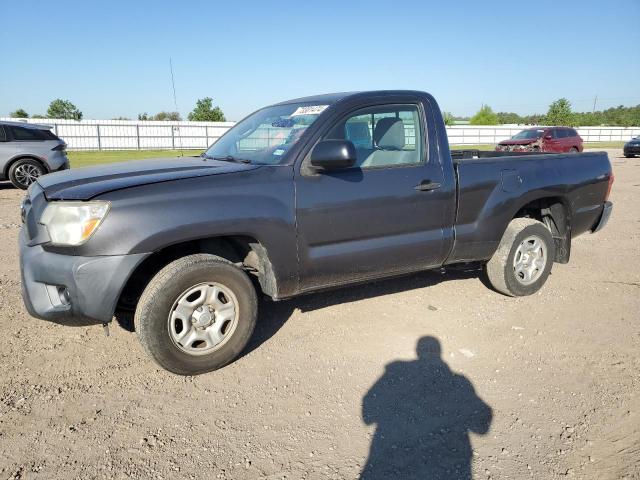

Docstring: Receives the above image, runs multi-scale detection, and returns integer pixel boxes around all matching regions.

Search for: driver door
[294,102,453,291]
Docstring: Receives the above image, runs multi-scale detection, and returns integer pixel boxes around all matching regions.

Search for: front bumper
[592,201,613,233]
[19,228,148,324]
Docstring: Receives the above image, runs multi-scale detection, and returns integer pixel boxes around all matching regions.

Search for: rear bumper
[52,158,70,172]
[19,228,148,325]
[46,151,70,172]
[592,201,612,233]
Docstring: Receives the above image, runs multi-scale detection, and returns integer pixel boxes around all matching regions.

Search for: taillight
[605,173,614,201]
[52,143,66,152]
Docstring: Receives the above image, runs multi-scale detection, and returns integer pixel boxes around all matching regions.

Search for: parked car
[19,90,613,375]
[623,136,640,158]
[496,127,583,153]
[0,121,69,189]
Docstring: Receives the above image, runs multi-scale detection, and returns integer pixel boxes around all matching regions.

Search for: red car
[496,127,583,153]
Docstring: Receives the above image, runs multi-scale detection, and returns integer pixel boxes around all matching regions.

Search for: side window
[10,126,43,141]
[551,129,561,139]
[0,126,6,142]
[568,129,578,138]
[326,104,423,169]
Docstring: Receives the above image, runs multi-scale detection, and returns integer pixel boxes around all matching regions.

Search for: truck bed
[447,150,611,264]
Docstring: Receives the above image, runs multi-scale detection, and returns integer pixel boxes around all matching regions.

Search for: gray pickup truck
[19,90,613,375]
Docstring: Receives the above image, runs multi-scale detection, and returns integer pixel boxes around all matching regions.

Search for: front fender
[48,166,299,297]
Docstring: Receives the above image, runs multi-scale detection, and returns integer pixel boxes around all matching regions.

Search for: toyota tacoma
[19,91,613,375]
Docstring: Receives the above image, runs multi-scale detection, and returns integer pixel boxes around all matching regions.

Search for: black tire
[9,158,45,190]
[625,154,633,158]
[485,218,555,297]
[570,147,579,153]
[135,254,258,375]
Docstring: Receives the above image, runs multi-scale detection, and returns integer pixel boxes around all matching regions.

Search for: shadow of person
[361,336,492,480]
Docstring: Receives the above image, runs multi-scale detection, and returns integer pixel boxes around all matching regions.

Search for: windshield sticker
[273,149,285,156]
[290,105,328,117]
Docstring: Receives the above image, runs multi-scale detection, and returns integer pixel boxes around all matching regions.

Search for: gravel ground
[0,149,638,479]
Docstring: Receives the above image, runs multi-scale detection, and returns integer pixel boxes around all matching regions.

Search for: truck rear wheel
[135,254,257,375]
[485,218,555,297]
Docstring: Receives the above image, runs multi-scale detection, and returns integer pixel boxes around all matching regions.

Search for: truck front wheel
[485,218,555,297]
[135,254,258,375]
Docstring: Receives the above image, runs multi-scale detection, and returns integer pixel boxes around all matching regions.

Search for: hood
[37,157,261,200]
[498,138,541,146]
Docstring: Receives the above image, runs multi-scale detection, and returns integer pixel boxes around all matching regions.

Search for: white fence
[0,118,235,151]
[2,118,639,150]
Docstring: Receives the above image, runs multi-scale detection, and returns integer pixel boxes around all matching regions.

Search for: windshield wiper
[203,154,252,164]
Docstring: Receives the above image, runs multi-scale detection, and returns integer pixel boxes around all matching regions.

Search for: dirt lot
[0,149,638,479]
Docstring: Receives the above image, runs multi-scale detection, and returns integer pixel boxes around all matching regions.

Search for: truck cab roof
[270,90,431,107]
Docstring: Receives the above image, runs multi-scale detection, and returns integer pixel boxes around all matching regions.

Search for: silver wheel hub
[513,235,546,285]
[168,282,238,356]
[15,164,41,186]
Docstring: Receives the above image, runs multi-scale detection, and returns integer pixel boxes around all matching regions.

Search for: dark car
[19,90,613,375]
[623,136,640,158]
[496,127,583,153]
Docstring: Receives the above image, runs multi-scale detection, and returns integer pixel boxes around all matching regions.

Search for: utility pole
[592,95,598,113]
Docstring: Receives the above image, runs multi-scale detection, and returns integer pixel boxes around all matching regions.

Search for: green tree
[188,97,226,122]
[469,105,499,125]
[111,116,131,120]
[138,112,150,121]
[496,112,524,124]
[522,114,545,125]
[153,111,181,121]
[10,108,29,118]
[31,114,47,119]
[545,98,574,126]
[47,99,83,120]
[619,113,635,128]
[442,111,455,126]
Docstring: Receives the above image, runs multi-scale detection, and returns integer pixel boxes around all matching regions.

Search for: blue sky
[1,0,639,120]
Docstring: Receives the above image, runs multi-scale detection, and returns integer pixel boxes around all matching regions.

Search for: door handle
[414,180,442,191]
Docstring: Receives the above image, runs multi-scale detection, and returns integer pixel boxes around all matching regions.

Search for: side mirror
[310,140,357,170]
[544,134,553,140]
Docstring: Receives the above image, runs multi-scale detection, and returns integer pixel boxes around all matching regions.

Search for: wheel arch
[512,195,571,263]
[116,235,278,317]
[4,155,49,179]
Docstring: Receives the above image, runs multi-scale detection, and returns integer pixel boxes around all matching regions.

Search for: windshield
[204,102,329,165]
[512,129,545,140]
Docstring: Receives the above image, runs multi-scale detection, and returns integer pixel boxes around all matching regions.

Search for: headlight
[39,201,110,246]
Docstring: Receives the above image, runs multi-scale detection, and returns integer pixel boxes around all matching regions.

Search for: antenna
[169,57,183,157]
